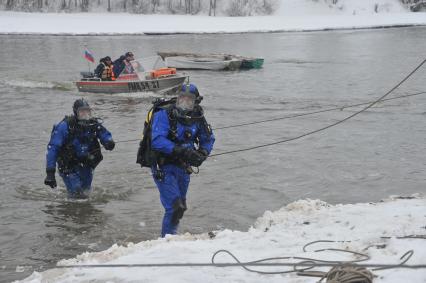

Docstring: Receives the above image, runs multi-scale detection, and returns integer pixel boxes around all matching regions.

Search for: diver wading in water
[137,84,215,237]
[44,99,115,199]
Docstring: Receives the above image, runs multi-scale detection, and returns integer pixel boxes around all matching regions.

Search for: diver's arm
[151,110,176,155]
[97,123,114,146]
[46,121,68,170]
[96,123,114,151]
[197,117,215,155]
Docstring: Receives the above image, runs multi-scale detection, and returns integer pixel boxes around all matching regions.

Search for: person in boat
[94,56,115,81]
[150,84,215,237]
[113,52,135,77]
[44,99,115,199]
[94,57,106,78]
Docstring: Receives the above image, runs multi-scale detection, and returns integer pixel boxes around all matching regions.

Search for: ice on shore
[17,194,426,283]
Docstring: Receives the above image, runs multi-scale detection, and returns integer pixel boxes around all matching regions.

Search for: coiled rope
[319,264,374,283]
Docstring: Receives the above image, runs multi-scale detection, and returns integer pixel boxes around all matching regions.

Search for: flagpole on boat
[83,45,95,74]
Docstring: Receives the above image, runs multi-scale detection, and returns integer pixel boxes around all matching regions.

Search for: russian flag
[84,49,95,63]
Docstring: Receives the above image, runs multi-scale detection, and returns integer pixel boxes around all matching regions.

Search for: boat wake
[111,90,177,99]
[0,79,73,91]
[111,90,158,99]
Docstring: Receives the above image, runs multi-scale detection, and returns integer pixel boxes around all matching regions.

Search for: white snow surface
[0,0,425,34]
[17,195,426,283]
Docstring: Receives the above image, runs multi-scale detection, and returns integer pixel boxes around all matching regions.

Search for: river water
[0,27,425,282]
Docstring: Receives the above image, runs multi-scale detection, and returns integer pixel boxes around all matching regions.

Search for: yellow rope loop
[320,264,374,283]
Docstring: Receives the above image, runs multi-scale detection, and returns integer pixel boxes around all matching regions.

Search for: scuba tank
[136,97,176,168]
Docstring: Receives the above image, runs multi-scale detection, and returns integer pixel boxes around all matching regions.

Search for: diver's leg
[153,165,181,237]
[60,171,83,199]
[79,166,94,198]
[177,167,190,214]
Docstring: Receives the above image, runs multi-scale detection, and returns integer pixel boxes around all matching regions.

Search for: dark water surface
[1,27,426,282]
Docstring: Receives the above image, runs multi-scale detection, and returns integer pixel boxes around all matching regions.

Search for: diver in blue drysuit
[151,84,215,237]
[44,99,115,199]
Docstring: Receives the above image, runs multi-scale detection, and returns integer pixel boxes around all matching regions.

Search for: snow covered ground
[17,195,426,283]
[0,0,425,34]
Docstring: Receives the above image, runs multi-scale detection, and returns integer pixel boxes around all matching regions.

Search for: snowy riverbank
[17,195,426,283]
[0,12,425,35]
[1,0,426,34]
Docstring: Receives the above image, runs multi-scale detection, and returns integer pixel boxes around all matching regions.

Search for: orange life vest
[102,64,115,81]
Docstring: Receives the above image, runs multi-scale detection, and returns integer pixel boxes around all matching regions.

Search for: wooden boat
[158,52,242,70]
[75,56,187,94]
[158,52,264,70]
[163,56,241,71]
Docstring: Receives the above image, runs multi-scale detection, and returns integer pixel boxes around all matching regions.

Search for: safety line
[209,58,426,157]
[43,263,426,269]
[214,90,426,130]
[7,239,426,274]
[114,90,426,145]
[16,248,424,271]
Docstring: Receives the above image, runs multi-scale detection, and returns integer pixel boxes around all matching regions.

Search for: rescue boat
[75,56,187,94]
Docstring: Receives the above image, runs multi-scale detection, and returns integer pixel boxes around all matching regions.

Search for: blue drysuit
[46,118,113,198]
[151,109,215,237]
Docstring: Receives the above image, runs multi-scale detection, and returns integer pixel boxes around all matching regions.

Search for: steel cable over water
[209,58,426,157]
[113,90,426,145]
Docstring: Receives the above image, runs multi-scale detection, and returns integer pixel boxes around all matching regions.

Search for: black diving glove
[191,148,208,167]
[197,148,208,158]
[172,146,187,157]
[44,169,57,189]
[173,146,207,167]
[104,140,115,151]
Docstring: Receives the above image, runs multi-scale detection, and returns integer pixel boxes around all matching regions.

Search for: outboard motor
[80,71,95,79]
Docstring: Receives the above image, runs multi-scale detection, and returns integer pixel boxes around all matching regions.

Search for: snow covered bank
[1,11,425,35]
[0,0,425,34]
[17,195,426,283]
